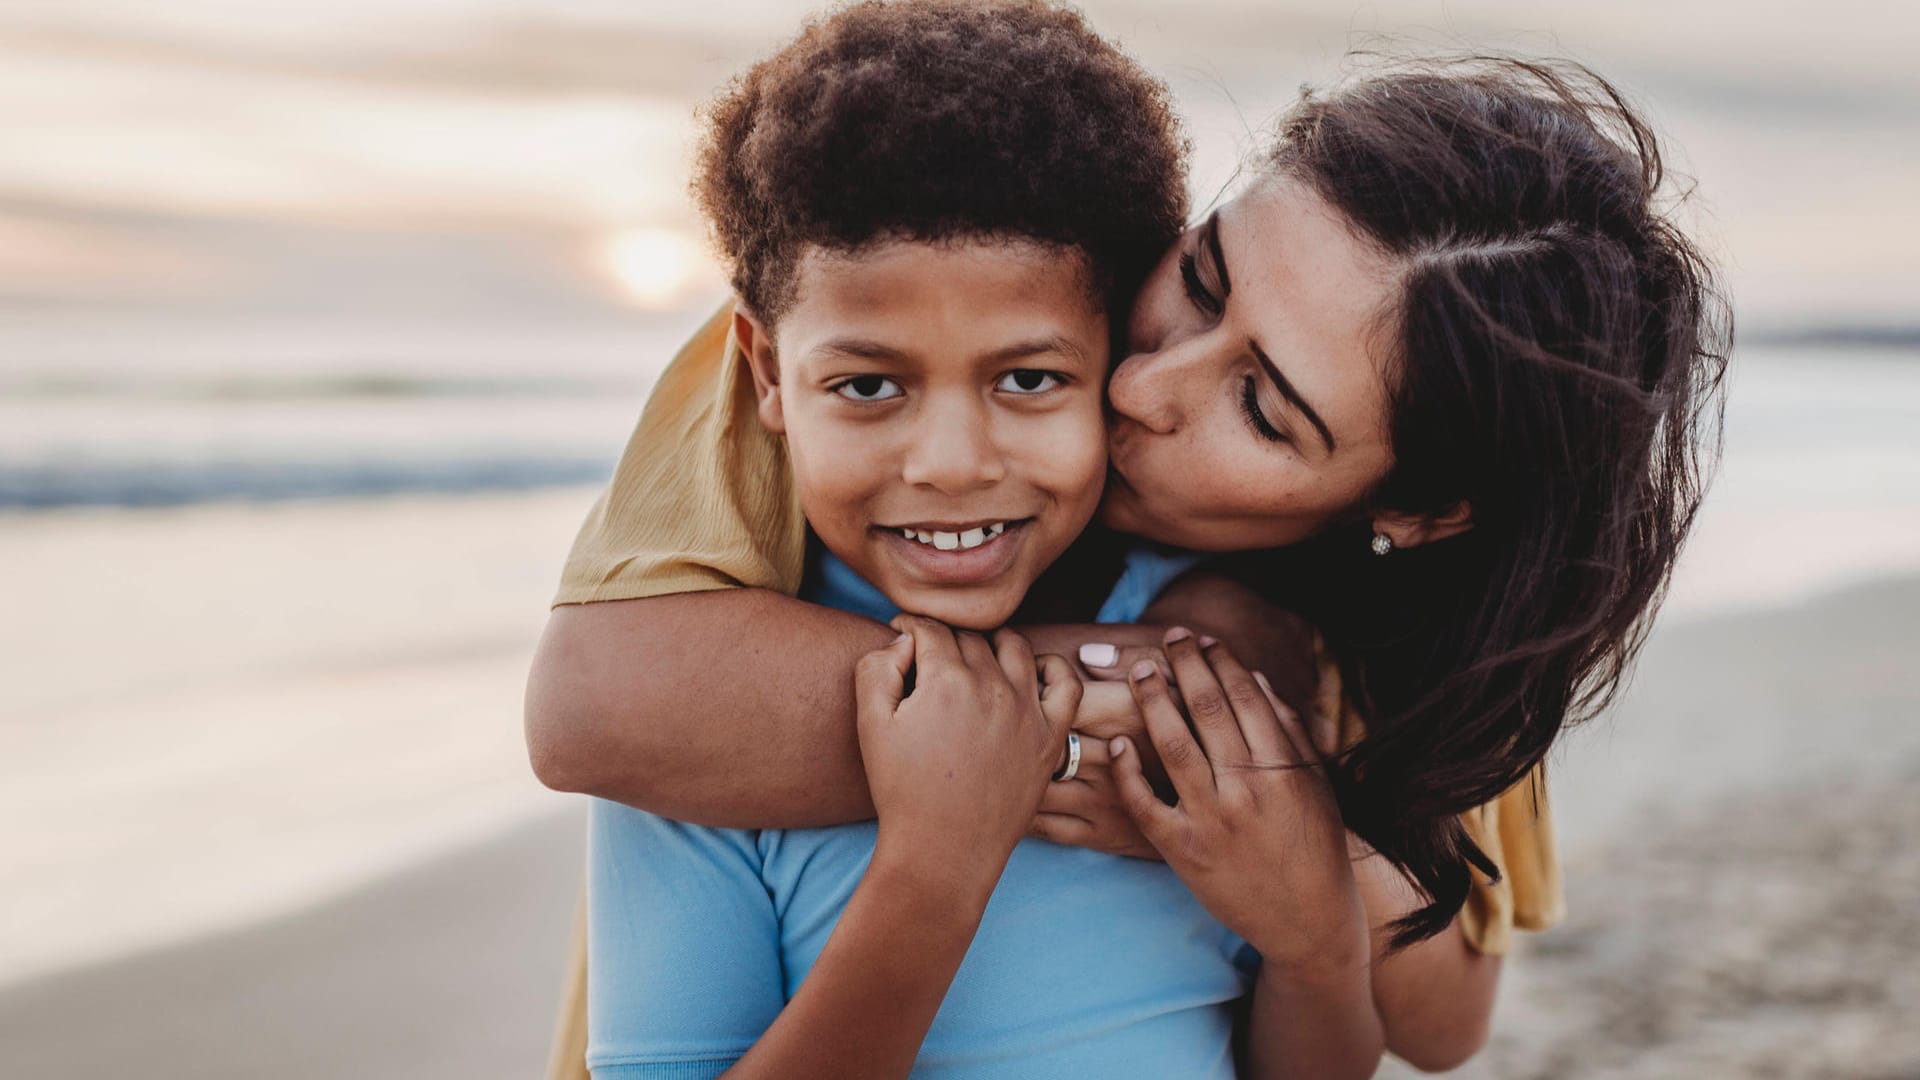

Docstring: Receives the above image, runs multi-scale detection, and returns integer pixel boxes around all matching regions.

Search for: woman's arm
[524,574,1277,829]
[526,589,890,826]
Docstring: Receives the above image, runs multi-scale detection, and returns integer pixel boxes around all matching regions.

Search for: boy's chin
[890,585,1024,633]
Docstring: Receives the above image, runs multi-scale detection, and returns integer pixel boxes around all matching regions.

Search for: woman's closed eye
[1240,375,1288,443]
[1179,250,1223,318]
[830,375,903,402]
[995,369,1066,394]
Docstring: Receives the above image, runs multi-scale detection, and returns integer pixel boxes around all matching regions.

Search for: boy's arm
[526,588,889,827]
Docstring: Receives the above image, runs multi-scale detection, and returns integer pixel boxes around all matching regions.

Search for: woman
[530,44,1728,1079]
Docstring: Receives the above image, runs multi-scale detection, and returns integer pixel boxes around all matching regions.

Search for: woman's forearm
[523,574,1300,829]
[525,589,892,827]
[724,841,998,1080]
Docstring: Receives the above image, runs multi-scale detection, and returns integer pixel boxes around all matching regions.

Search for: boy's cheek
[1024,405,1109,510]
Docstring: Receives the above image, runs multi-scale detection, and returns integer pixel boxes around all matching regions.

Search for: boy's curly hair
[693,0,1189,325]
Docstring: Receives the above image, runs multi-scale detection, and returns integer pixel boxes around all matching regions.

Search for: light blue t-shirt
[586,548,1250,1080]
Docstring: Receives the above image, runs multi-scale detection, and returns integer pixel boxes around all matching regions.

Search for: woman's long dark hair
[1237,57,1731,947]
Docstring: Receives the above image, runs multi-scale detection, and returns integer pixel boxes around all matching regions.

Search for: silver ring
[1051,732,1082,782]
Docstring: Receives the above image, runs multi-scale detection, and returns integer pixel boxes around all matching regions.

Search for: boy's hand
[855,616,1077,879]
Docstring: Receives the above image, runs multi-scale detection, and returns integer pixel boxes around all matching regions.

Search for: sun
[598,227,711,308]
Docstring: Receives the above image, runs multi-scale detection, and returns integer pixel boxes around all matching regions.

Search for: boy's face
[740,239,1109,630]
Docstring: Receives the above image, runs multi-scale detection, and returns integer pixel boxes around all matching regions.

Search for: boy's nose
[900,403,1006,493]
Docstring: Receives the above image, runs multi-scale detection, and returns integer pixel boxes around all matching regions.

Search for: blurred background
[2,2,1916,1077]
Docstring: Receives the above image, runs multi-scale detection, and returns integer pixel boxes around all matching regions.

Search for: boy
[563,4,1240,1079]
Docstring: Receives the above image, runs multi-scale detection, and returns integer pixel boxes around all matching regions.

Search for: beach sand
[4,491,1918,1078]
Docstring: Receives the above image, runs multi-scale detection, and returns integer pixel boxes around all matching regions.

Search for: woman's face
[1101,175,1403,552]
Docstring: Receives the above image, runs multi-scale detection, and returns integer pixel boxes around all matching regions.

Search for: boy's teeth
[896,521,1012,551]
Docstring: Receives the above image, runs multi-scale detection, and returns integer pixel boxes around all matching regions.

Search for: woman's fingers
[1077,642,1172,683]
[854,632,916,722]
[1161,628,1251,768]
[1127,659,1214,799]
[1108,735,1180,846]
[1034,654,1083,736]
[1028,813,1098,847]
[1254,670,1321,770]
[1193,637,1293,765]
[1037,777,1105,817]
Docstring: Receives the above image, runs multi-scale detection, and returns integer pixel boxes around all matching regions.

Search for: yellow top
[542,303,1563,1080]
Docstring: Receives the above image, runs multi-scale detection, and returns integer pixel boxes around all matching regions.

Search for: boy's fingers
[854,633,915,720]
[954,628,998,674]
[891,614,961,672]
[1109,736,1177,844]
[1127,661,1214,799]
[993,629,1039,698]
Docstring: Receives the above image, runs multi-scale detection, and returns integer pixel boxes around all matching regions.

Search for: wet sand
[5,567,1917,1078]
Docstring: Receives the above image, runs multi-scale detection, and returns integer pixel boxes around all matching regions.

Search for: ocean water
[4,325,1917,612]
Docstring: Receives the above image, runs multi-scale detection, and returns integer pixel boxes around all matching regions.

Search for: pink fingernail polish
[1163,626,1192,643]
[1198,634,1220,648]
[1079,643,1120,668]
[1130,659,1158,680]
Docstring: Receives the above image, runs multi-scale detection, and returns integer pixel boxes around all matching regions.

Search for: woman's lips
[875,519,1031,585]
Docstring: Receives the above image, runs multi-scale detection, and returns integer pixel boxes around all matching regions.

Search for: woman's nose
[900,400,1007,494]
[1108,343,1197,435]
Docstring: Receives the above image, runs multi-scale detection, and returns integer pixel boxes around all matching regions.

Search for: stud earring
[1370,533,1394,556]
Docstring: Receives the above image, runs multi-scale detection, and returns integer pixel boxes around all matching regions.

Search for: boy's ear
[1371,501,1473,550]
[733,307,785,435]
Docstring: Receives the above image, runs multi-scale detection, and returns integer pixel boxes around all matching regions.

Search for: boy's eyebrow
[813,338,913,363]
[983,335,1090,366]
[812,336,1090,366]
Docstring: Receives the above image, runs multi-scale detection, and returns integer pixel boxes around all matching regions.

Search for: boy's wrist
[871,828,1009,913]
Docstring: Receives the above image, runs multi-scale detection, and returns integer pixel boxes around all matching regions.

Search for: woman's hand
[1109,627,1368,975]
[1029,681,1166,859]
[856,616,1079,877]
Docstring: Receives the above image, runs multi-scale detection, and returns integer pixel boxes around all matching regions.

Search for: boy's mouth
[871,517,1034,585]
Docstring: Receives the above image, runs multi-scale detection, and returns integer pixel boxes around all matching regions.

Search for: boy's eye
[831,375,902,402]
[995,369,1063,394]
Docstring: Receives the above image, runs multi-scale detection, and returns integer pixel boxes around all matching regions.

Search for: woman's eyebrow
[1249,339,1336,452]
[1213,209,1336,453]
[1204,212,1231,296]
